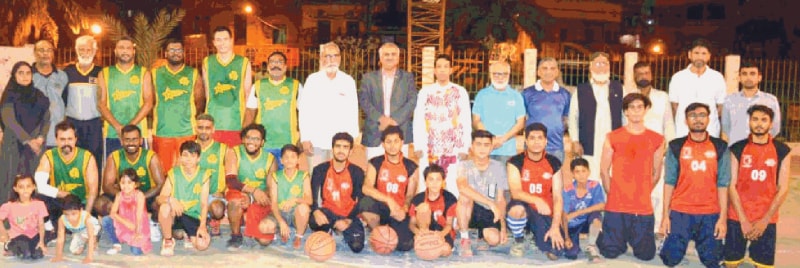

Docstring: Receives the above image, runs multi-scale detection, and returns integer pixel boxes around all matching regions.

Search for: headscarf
[0,61,49,129]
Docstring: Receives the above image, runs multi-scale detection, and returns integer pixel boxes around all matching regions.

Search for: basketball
[305,231,336,262]
[414,232,445,261]
[195,235,210,251]
[368,225,398,255]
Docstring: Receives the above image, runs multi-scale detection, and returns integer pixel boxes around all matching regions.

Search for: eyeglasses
[269,60,286,65]
[688,113,708,118]
[592,61,609,67]
[167,48,184,53]
[244,136,262,142]
[36,48,54,53]
[491,72,509,77]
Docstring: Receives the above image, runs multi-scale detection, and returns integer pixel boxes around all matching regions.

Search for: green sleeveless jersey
[103,65,148,139]
[254,78,299,149]
[168,166,210,219]
[203,54,248,131]
[112,149,156,192]
[199,141,227,194]
[45,148,92,203]
[234,146,274,191]
[152,65,197,137]
[272,169,307,207]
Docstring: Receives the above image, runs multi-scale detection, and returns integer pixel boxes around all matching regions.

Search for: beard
[492,82,508,90]
[168,58,183,66]
[60,145,73,155]
[692,59,706,68]
[592,72,610,83]
[636,79,651,88]
[124,145,139,154]
[325,65,339,74]
[77,55,95,65]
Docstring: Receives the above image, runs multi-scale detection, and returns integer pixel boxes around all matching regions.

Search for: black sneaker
[227,235,244,251]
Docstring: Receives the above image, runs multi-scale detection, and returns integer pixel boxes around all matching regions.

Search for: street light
[242,4,284,43]
[244,5,253,14]
[91,24,102,35]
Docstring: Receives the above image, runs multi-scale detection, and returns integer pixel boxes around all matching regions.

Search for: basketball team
[0,28,791,268]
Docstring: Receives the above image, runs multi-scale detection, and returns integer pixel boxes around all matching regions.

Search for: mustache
[270,67,282,71]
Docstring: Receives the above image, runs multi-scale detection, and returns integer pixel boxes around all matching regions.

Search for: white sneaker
[45,220,54,231]
[150,220,162,242]
[106,244,122,255]
[69,233,87,255]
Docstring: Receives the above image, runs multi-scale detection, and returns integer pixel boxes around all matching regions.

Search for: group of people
[0,27,790,268]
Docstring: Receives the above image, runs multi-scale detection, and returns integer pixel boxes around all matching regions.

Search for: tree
[2,0,97,46]
[102,8,186,68]
[447,0,549,48]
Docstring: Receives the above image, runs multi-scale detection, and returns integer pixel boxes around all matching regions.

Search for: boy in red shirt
[725,105,791,267]
[597,93,665,261]
[659,103,730,267]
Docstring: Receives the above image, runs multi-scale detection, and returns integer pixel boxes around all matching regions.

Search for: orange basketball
[414,232,445,261]
[368,225,398,255]
[305,231,336,262]
[195,235,210,251]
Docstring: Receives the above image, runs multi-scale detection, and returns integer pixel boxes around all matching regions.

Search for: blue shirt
[472,85,526,156]
[721,90,781,145]
[33,65,68,146]
[522,81,571,153]
[563,179,605,228]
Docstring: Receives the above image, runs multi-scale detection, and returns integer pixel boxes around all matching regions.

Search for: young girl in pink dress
[0,174,48,260]
[101,168,152,255]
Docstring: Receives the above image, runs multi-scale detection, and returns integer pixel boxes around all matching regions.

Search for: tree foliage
[102,8,186,68]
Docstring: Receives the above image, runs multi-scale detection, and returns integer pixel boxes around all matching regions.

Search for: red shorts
[226,190,274,241]
[213,130,242,147]
[152,135,195,171]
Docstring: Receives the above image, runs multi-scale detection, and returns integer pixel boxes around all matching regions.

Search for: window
[687,4,703,20]
[707,4,725,19]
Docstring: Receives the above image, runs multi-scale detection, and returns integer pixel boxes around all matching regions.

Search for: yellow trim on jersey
[189,69,198,131]
[215,54,235,67]
[151,67,159,135]
[103,67,110,137]
[289,79,299,144]
[254,79,263,124]
[238,57,248,125]
[166,64,186,76]
[56,148,80,165]
[138,67,149,137]
[46,150,56,186]
[203,57,210,108]
[76,64,95,76]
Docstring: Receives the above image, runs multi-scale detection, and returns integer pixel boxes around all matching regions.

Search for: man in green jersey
[151,39,204,170]
[97,36,154,159]
[156,141,211,256]
[265,144,311,249]
[244,51,300,169]
[195,113,229,236]
[34,121,99,230]
[99,125,165,216]
[202,26,253,147]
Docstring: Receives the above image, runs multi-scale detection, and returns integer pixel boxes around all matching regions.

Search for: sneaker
[509,240,526,257]
[150,220,162,242]
[106,244,122,255]
[459,238,473,257]
[184,238,194,249]
[655,235,665,255]
[546,252,559,261]
[292,237,302,250]
[209,219,221,237]
[585,245,601,263]
[160,238,176,256]
[226,235,244,251]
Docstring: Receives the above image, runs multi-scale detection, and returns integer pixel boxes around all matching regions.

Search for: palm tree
[3,0,97,46]
[102,8,186,68]
[447,0,549,48]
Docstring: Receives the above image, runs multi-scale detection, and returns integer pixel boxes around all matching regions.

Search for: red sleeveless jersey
[605,128,664,214]
[729,137,781,223]
[672,138,721,214]
[520,155,556,212]
[322,163,357,217]
[373,155,412,206]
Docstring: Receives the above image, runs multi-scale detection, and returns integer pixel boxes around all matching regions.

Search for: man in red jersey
[724,105,791,268]
[597,93,665,261]
[659,102,730,267]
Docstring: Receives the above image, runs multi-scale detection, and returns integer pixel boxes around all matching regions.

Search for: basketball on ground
[195,235,210,251]
[305,231,336,262]
[368,225,398,255]
[414,232,445,261]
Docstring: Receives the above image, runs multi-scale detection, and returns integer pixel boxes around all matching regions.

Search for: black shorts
[175,214,201,238]
[357,196,393,224]
[468,204,501,238]
[724,220,776,266]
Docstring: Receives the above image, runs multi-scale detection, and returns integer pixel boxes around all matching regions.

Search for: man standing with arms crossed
[724,105,791,268]
[203,26,253,147]
[97,36,154,157]
[359,42,417,159]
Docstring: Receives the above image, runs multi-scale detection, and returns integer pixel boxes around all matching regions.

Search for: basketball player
[409,164,457,257]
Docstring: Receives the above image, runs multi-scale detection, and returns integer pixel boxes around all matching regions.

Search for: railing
[52,46,800,141]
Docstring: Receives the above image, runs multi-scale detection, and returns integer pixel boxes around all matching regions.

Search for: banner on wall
[0,45,36,98]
